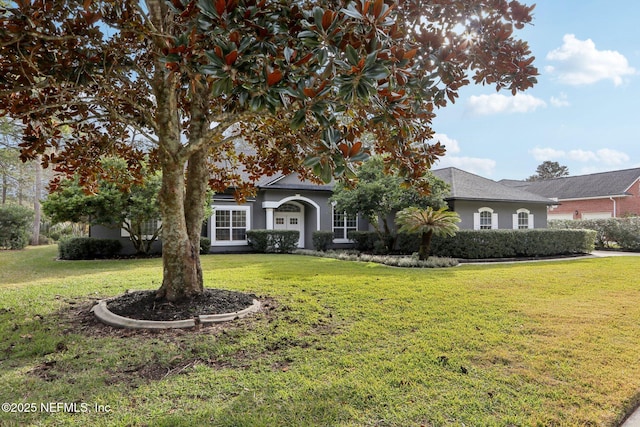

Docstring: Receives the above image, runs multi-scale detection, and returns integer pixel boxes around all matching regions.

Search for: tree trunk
[155,155,204,302]
[419,230,433,261]
[31,155,42,246]
[147,0,209,302]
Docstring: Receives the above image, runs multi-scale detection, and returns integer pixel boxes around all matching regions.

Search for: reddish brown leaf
[225,50,238,65]
[214,45,223,58]
[168,45,186,54]
[294,53,313,66]
[322,10,335,30]
[83,11,101,25]
[373,0,383,18]
[303,87,316,98]
[267,69,283,86]
[404,48,418,60]
[362,0,370,15]
[229,31,240,45]
[226,0,239,13]
[338,143,349,157]
[83,0,92,12]
[348,141,362,157]
[215,0,226,16]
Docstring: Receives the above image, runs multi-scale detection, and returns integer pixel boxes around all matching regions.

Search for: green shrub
[429,229,596,259]
[396,232,420,254]
[199,237,211,254]
[58,237,122,260]
[0,205,34,250]
[312,231,334,251]
[246,230,299,253]
[347,231,379,252]
[347,228,596,259]
[549,217,640,251]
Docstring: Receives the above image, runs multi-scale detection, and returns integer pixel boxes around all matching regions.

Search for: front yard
[1,246,640,426]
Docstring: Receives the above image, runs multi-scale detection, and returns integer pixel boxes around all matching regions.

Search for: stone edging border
[91,297,261,329]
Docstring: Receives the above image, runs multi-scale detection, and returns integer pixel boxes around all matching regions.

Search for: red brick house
[501,168,640,220]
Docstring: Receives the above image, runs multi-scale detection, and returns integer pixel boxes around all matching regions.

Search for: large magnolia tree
[0,0,537,301]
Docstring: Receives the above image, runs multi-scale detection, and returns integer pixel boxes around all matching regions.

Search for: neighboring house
[93,166,554,254]
[501,167,640,220]
[432,167,553,230]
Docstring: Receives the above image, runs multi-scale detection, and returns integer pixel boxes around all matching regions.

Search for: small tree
[396,206,460,260]
[527,161,569,181]
[331,156,449,251]
[43,159,162,255]
[0,204,34,249]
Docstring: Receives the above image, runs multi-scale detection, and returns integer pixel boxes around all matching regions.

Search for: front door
[274,202,304,247]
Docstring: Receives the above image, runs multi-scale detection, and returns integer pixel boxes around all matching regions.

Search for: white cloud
[550,92,570,107]
[467,93,546,116]
[546,34,636,86]
[530,147,565,161]
[445,157,497,177]
[432,133,496,176]
[597,148,630,165]
[529,146,630,167]
[567,149,598,162]
[433,133,461,154]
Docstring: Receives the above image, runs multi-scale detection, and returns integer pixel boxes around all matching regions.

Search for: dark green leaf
[345,44,359,66]
[290,109,306,130]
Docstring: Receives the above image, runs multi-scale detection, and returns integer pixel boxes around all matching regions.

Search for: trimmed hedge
[312,231,334,251]
[549,217,640,251]
[348,229,596,259]
[430,229,595,259]
[199,237,211,254]
[246,230,299,253]
[58,237,122,260]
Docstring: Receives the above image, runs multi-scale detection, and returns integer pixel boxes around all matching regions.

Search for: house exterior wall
[548,180,640,220]
[90,224,163,255]
[447,200,548,230]
[548,179,640,220]
[208,188,368,253]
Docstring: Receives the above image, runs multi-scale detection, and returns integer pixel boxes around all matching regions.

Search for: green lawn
[1,246,640,426]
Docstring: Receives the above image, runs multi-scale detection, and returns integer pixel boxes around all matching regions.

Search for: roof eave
[446,196,554,205]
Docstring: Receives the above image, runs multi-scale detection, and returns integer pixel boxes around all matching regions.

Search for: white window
[513,208,534,229]
[211,206,251,246]
[333,208,358,242]
[474,207,498,230]
[121,219,162,240]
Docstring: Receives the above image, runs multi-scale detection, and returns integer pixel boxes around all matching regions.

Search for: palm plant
[396,206,461,260]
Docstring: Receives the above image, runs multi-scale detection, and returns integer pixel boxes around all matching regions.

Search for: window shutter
[512,214,518,229]
[473,213,480,230]
[491,213,498,229]
[529,214,534,229]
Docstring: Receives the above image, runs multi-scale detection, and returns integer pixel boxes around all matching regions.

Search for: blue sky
[430,0,640,180]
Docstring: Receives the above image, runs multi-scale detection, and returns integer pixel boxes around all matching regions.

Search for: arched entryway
[274,202,305,247]
[262,196,321,249]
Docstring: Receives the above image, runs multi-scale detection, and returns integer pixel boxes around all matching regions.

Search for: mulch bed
[106,289,257,321]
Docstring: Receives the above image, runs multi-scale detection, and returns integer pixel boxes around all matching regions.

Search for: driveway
[591,250,640,257]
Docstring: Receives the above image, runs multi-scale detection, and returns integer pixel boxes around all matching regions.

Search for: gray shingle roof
[500,168,640,199]
[432,167,554,204]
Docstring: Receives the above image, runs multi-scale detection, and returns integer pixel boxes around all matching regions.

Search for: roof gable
[259,172,334,191]
[432,167,553,204]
